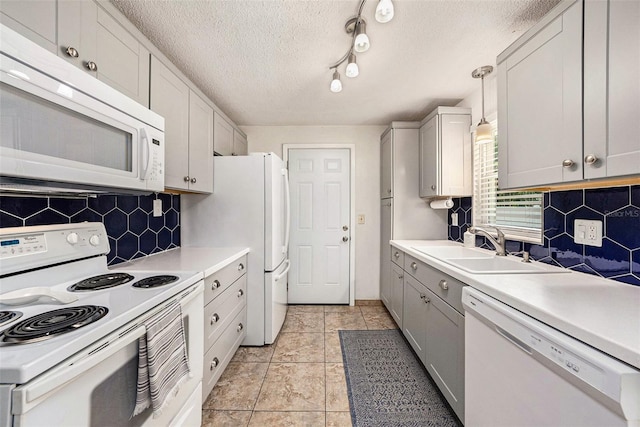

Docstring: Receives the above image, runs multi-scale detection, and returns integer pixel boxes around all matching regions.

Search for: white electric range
[0,222,204,427]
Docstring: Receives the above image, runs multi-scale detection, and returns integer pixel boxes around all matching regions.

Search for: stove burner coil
[132,275,179,289]
[0,311,22,328]
[0,305,108,345]
[68,273,134,291]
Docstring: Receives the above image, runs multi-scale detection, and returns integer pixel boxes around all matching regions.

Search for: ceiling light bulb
[475,120,493,144]
[330,70,342,93]
[353,21,370,53]
[346,54,359,78]
[375,0,394,23]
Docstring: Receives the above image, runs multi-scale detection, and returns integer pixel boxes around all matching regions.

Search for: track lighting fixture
[471,65,494,144]
[327,0,394,92]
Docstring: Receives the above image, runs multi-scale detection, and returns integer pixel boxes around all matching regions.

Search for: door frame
[283,144,356,306]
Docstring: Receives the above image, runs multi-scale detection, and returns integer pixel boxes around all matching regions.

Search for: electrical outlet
[357,214,365,225]
[153,199,162,217]
[574,219,602,247]
[451,212,459,226]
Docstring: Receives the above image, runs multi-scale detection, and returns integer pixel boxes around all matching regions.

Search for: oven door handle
[23,325,146,403]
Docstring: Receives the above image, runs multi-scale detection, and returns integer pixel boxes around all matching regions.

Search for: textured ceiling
[111,0,560,126]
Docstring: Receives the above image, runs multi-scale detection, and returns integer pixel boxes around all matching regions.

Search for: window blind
[472,121,543,244]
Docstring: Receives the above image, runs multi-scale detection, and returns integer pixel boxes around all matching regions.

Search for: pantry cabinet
[232,129,248,156]
[1,0,149,107]
[397,249,466,422]
[214,112,234,156]
[419,107,472,198]
[150,56,213,193]
[498,0,639,189]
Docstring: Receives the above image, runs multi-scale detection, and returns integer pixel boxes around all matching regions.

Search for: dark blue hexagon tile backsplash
[448,185,640,286]
[0,194,180,266]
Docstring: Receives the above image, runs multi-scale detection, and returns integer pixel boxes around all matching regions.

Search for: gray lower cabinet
[390,260,404,329]
[399,249,465,422]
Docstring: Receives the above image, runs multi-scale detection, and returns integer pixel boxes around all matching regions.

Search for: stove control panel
[0,223,110,275]
[0,233,47,258]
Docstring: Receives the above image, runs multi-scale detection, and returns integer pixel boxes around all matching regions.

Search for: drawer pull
[210,313,220,325]
[237,289,244,298]
[210,357,219,370]
[238,263,245,271]
[211,280,221,290]
[411,262,417,270]
[394,251,400,258]
[439,279,448,290]
[237,323,244,332]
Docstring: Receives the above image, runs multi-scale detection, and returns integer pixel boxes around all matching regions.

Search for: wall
[242,125,386,300]
[0,193,180,265]
[448,185,640,286]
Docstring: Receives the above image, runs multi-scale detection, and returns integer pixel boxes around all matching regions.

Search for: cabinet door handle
[210,357,219,370]
[184,176,190,182]
[424,297,431,304]
[397,274,403,279]
[431,185,436,190]
[65,46,79,58]
[211,279,221,290]
[85,61,98,71]
[411,262,417,270]
[237,289,244,298]
[439,279,448,290]
[394,251,400,258]
[238,263,245,271]
[584,154,598,165]
[190,177,197,184]
[237,323,244,332]
[419,294,426,300]
[210,313,220,325]
[562,159,575,168]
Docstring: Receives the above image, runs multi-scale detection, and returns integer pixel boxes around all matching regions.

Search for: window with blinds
[473,121,543,244]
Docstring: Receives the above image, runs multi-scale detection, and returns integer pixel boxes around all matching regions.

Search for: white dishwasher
[462,287,640,427]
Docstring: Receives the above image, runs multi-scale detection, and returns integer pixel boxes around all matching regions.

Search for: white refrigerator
[182,153,290,346]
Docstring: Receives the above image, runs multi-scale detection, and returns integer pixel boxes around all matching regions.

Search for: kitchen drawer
[202,307,247,401]
[391,247,405,267]
[204,274,246,352]
[204,254,247,305]
[404,254,466,314]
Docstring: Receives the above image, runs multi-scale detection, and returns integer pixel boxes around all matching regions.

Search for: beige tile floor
[202,303,398,426]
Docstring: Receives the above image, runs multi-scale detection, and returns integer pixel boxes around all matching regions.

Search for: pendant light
[353,19,370,53]
[330,69,343,93]
[471,65,494,144]
[375,0,394,23]
[346,53,359,78]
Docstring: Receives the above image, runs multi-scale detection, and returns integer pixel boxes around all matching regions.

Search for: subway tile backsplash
[449,185,640,286]
[0,193,180,265]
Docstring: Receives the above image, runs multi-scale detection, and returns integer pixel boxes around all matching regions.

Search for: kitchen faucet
[469,226,507,256]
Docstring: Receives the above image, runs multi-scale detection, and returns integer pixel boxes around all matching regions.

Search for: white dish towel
[132,300,191,418]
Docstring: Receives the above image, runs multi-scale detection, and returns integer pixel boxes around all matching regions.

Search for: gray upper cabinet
[1,0,149,107]
[150,57,213,193]
[583,0,640,179]
[498,0,583,189]
[498,0,639,189]
[214,112,234,156]
[232,129,248,156]
[419,107,472,198]
[0,0,57,53]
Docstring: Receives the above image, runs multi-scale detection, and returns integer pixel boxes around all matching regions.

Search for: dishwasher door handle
[495,325,532,355]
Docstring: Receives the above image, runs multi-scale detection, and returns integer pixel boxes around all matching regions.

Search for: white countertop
[391,240,640,370]
[114,247,250,278]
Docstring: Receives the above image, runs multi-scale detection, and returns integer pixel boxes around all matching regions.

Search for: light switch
[451,212,459,226]
[574,219,602,247]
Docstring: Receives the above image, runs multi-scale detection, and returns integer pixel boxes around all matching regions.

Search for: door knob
[343,225,349,231]
[342,236,349,242]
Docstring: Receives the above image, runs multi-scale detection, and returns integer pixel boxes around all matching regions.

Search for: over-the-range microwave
[0,24,164,196]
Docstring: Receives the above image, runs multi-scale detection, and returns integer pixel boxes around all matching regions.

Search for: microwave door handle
[282,168,291,254]
[23,326,146,402]
[139,128,151,180]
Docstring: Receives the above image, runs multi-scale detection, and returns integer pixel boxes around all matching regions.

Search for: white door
[287,148,350,304]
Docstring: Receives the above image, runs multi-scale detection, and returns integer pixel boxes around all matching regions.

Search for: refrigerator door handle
[274,260,291,282]
[282,167,291,254]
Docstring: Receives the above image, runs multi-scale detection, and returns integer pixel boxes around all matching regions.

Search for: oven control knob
[66,232,79,245]
[89,235,101,246]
